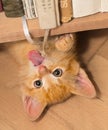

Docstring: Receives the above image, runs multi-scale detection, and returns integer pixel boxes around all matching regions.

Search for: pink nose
[38,65,48,75]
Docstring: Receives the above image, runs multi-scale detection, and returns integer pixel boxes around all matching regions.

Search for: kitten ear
[71,68,96,98]
[23,96,47,121]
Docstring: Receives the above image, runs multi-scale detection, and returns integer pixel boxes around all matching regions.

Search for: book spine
[0,0,3,12]
[101,0,108,12]
[22,0,38,19]
[2,0,24,17]
[35,0,60,29]
[55,0,60,27]
[60,0,73,23]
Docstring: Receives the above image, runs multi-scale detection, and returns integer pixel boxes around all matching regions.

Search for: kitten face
[20,34,96,120]
[22,53,79,104]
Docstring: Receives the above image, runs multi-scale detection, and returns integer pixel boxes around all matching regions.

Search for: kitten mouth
[28,50,44,66]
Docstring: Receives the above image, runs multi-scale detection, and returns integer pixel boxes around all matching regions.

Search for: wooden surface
[1,12,108,43]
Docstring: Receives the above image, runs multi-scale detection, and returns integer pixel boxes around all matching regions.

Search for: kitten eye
[52,68,63,77]
[33,80,42,88]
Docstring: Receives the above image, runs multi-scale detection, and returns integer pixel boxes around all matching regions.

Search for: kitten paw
[55,34,75,52]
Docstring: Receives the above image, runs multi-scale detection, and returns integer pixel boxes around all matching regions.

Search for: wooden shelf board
[0,12,108,43]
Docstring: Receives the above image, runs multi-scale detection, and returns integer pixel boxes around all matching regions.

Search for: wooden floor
[0,29,108,130]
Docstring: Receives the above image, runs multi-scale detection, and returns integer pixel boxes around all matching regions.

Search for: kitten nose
[38,65,48,75]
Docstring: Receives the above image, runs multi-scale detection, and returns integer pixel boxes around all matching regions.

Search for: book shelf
[0,12,108,43]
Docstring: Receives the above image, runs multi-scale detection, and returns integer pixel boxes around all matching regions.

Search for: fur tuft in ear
[23,96,47,121]
[71,68,96,98]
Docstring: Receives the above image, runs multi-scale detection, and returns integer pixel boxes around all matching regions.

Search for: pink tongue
[28,50,44,66]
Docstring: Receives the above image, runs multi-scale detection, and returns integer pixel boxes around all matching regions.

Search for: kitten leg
[55,34,75,52]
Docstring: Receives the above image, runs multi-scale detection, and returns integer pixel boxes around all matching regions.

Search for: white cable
[42,29,50,56]
[22,16,34,44]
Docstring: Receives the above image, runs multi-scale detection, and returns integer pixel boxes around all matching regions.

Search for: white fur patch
[28,61,37,76]
[42,74,60,90]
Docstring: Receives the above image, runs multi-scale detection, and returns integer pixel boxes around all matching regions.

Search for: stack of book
[1,0,108,29]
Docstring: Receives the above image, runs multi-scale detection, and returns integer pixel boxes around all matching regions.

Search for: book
[72,0,101,18]
[59,0,73,23]
[0,0,3,12]
[2,0,24,17]
[101,0,108,12]
[35,0,60,29]
[72,0,108,18]
[22,0,38,19]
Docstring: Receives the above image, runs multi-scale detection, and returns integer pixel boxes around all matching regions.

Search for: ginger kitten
[6,34,96,120]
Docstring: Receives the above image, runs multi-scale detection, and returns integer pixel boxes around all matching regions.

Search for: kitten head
[21,34,96,120]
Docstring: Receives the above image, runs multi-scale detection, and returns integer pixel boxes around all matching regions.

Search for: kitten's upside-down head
[21,34,96,121]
